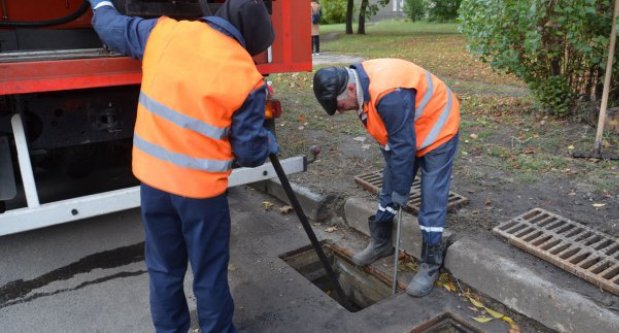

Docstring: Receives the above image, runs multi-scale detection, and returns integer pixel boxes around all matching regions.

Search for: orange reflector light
[265,99,282,119]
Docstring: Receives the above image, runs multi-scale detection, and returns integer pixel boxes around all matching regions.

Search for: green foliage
[364,0,391,18]
[321,0,348,24]
[460,0,618,116]
[427,0,461,22]
[404,0,427,22]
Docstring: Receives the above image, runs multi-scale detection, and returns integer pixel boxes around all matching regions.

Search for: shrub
[321,0,348,24]
[427,0,461,22]
[404,0,427,22]
[460,0,618,116]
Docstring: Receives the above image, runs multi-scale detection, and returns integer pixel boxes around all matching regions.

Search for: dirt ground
[272,53,619,242]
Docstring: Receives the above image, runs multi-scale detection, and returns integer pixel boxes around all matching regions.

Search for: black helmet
[215,0,275,56]
[313,67,349,115]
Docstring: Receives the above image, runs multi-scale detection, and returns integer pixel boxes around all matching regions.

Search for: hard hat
[313,67,349,115]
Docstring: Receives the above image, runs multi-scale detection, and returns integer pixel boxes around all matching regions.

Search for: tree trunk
[346,0,354,34]
[358,0,368,35]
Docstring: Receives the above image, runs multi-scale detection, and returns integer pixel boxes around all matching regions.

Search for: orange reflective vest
[132,17,264,198]
[360,59,460,156]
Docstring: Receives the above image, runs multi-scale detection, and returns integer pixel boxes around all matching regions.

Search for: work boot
[406,241,445,297]
[351,216,394,266]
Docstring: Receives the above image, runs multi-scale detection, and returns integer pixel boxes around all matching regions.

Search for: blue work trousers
[380,134,459,246]
[140,184,236,333]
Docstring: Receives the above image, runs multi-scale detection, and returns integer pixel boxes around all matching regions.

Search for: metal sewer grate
[354,170,469,215]
[494,208,619,296]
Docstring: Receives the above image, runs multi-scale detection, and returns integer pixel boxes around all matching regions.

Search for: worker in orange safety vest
[313,58,460,297]
[88,0,278,332]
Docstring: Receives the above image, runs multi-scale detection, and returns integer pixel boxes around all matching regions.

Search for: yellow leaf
[502,315,516,326]
[472,316,493,323]
[324,226,338,233]
[485,307,504,319]
[262,201,274,210]
[467,296,485,308]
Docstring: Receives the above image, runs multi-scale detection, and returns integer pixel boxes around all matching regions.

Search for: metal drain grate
[494,208,619,296]
[354,170,469,215]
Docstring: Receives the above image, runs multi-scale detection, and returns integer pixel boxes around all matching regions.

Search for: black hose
[0,2,90,28]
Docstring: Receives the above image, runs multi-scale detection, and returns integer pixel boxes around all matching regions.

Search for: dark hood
[215,0,275,56]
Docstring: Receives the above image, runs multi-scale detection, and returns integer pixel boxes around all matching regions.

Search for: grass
[272,19,618,195]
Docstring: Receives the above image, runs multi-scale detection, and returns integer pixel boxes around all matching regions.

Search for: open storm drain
[281,243,391,312]
[354,170,469,214]
[410,313,481,333]
[494,208,619,295]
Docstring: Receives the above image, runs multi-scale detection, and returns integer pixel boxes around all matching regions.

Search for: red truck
[0,0,311,235]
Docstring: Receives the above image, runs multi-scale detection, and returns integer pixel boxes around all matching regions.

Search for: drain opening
[410,313,482,333]
[281,243,391,312]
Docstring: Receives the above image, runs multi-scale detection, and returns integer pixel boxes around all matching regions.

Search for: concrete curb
[343,196,619,332]
[254,183,619,332]
[445,238,619,333]
[251,178,332,222]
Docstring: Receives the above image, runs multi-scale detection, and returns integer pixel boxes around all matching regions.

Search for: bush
[427,0,461,22]
[460,0,618,116]
[404,0,427,22]
[321,0,348,24]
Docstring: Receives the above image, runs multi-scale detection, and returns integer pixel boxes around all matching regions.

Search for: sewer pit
[281,242,391,312]
[410,313,481,333]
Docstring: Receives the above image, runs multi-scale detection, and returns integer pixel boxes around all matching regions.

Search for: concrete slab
[253,178,334,221]
[343,197,454,259]
[445,237,619,333]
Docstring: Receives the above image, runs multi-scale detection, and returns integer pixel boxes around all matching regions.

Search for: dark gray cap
[215,0,275,56]
[313,67,349,115]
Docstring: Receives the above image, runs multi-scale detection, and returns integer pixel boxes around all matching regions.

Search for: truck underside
[0,0,311,235]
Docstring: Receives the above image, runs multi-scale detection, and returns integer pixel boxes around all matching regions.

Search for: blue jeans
[380,134,459,245]
[141,184,236,333]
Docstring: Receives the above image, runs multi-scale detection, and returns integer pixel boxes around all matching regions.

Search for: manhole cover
[494,208,619,295]
[354,170,469,214]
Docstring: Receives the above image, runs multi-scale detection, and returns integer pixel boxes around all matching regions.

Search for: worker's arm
[89,1,157,60]
[230,86,278,167]
[377,88,417,208]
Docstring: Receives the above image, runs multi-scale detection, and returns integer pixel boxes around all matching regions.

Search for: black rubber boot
[351,216,394,266]
[406,241,445,297]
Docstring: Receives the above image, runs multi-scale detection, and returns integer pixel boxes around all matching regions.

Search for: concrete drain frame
[354,170,469,214]
[410,313,482,333]
[280,241,392,312]
[494,208,619,295]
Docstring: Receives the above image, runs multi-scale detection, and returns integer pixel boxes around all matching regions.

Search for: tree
[404,0,427,22]
[427,0,461,22]
[357,0,390,35]
[346,0,354,34]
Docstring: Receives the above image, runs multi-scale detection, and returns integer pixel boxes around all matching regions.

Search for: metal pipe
[268,153,352,309]
[392,208,403,294]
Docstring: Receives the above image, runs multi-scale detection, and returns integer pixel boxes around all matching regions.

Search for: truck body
[0,0,311,236]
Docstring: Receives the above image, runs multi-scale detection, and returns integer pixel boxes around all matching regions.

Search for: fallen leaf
[593,203,606,208]
[262,201,274,210]
[325,226,338,233]
[228,264,237,272]
[508,324,522,333]
[353,136,366,142]
[469,133,478,139]
[467,296,484,308]
[485,307,505,319]
[298,114,306,123]
[472,316,493,323]
[568,145,575,151]
[279,205,293,214]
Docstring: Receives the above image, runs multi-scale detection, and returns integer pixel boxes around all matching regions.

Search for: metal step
[494,208,619,296]
[354,170,469,215]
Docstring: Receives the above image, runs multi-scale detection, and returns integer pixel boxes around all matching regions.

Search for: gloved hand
[266,130,279,155]
[372,203,399,224]
[88,0,114,10]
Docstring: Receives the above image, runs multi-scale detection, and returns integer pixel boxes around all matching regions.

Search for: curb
[445,238,619,332]
[251,178,332,221]
[254,182,619,332]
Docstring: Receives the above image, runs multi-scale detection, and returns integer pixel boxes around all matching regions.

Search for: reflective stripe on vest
[134,134,232,172]
[420,88,453,150]
[139,92,229,140]
[414,70,434,121]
